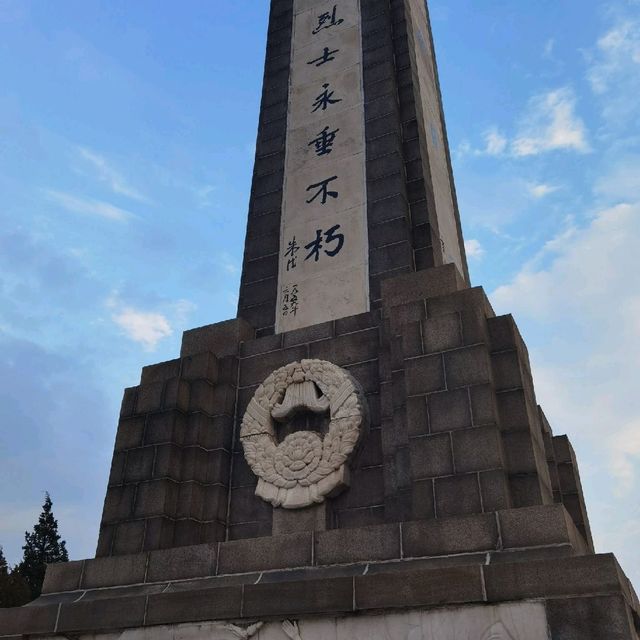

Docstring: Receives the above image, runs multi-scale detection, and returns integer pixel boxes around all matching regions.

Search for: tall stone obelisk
[238,0,469,336]
[1,2,638,639]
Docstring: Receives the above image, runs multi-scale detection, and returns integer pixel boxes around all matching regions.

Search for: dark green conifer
[15,493,69,600]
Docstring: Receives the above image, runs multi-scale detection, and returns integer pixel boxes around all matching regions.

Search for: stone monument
[2,1,638,638]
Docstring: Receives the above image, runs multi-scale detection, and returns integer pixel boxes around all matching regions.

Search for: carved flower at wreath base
[240,359,367,509]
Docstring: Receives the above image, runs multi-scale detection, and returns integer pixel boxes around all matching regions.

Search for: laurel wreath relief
[240,359,367,509]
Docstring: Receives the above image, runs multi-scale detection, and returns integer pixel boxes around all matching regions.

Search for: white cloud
[491,201,640,493]
[112,307,172,351]
[512,88,590,156]
[77,147,150,203]
[528,183,560,198]
[45,190,134,222]
[587,17,640,129]
[543,38,555,59]
[484,128,508,156]
[588,20,640,94]
[464,238,485,259]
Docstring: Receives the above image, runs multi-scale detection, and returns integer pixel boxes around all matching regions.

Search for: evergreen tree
[16,493,69,600]
[0,546,31,608]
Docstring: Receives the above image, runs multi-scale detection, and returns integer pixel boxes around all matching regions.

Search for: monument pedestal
[2,267,639,638]
[2,0,638,636]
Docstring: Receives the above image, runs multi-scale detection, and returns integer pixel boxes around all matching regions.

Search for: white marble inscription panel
[276,0,369,333]
[40,602,551,640]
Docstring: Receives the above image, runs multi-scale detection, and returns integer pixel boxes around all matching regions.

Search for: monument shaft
[2,2,638,639]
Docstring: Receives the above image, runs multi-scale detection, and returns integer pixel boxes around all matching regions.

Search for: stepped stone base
[2,265,638,639]
[1,514,638,638]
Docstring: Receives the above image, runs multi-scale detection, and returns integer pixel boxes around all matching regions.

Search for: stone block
[272,503,329,534]
[108,450,126,484]
[57,596,146,633]
[243,577,354,617]
[469,383,496,425]
[181,318,254,358]
[498,504,585,551]
[153,443,183,480]
[444,345,491,389]
[410,433,454,479]
[502,431,538,473]
[143,516,177,551]
[0,605,58,636]
[192,413,233,450]
[406,395,429,436]
[428,388,472,432]
[487,314,520,352]
[239,333,282,357]
[124,446,155,482]
[422,312,463,353]
[140,358,181,385]
[136,380,164,414]
[335,310,380,336]
[211,383,237,416]
[239,345,307,387]
[405,354,445,396]
[228,485,272,524]
[496,388,533,431]
[509,473,546,508]
[101,484,135,523]
[479,469,512,511]
[452,425,504,473]
[435,473,482,517]
[491,350,523,391]
[546,594,637,640]
[188,379,216,414]
[120,386,138,418]
[42,559,85,593]
[402,513,498,557]
[144,410,187,446]
[81,553,147,589]
[336,505,386,528]
[218,532,312,574]
[283,321,334,347]
[145,586,242,626]
[114,416,145,451]
[484,553,622,602]
[310,328,380,367]
[112,519,145,555]
[202,484,229,523]
[163,377,190,411]
[315,523,401,565]
[133,479,179,518]
[553,434,573,463]
[411,478,435,519]
[147,543,218,583]
[380,264,465,307]
[172,519,202,548]
[332,465,384,509]
[355,565,485,609]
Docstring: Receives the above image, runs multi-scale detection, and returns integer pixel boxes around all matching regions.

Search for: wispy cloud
[512,88,590,156]
[464,238,485,260]
[483,128,508,156]
[588,20,640,95]
[77,147,151,203]
[45,190,134,222]
[112,308,172,351]
[528,182,560,198]
[492,200,640,493]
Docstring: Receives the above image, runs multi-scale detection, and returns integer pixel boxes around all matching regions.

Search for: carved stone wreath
[240,359,367,509]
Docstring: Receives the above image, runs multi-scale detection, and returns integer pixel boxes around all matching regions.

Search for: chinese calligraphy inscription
[277,0,369,333]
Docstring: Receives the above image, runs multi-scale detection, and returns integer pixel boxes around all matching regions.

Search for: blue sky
[1,0,638,587]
